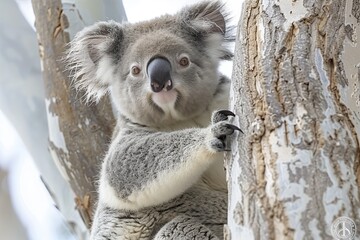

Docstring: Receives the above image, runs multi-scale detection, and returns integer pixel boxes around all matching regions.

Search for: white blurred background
[0,0,241,239]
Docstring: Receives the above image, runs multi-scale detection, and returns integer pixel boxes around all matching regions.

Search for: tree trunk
[227,0,360,239]
[31,0,127,228]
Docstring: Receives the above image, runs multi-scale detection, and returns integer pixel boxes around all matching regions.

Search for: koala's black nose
[147,57,173,93]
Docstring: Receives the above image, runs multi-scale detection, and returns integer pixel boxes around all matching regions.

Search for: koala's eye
[179,56,190,67]
[131,66,141,75]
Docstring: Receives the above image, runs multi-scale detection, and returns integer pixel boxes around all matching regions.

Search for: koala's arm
[98,111,241,211]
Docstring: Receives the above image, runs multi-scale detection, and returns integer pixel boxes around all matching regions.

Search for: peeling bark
[32,0,115,228]
[228,0,360,239]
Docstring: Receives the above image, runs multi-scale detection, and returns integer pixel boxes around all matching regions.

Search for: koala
[66,1,242,239]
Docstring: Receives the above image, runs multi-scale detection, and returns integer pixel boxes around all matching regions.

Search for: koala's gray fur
[66,1,241,239]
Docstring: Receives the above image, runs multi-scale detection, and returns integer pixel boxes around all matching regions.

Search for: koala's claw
[208,110,243,152]
[212,110,236,123]
[218,110,235,117]
[225,123,244,134]
[209,122,242,152]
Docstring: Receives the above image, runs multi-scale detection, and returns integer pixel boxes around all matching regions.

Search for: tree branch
[32,0,115,228]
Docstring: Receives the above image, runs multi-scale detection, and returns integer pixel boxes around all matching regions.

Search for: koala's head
[67,1,233,127]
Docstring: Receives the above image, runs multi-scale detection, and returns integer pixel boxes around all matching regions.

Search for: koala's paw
[207,110,243,152]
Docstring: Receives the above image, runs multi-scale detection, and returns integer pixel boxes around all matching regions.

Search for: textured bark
[32,0,116,228]
[227,0,360,239]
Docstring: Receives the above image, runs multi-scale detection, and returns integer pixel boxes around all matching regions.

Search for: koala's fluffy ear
[180,1,228,35]
[66,21,123,102]
[179,1,234,60]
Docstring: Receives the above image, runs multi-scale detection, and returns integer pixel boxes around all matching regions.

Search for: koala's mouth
[151,88,178,108]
